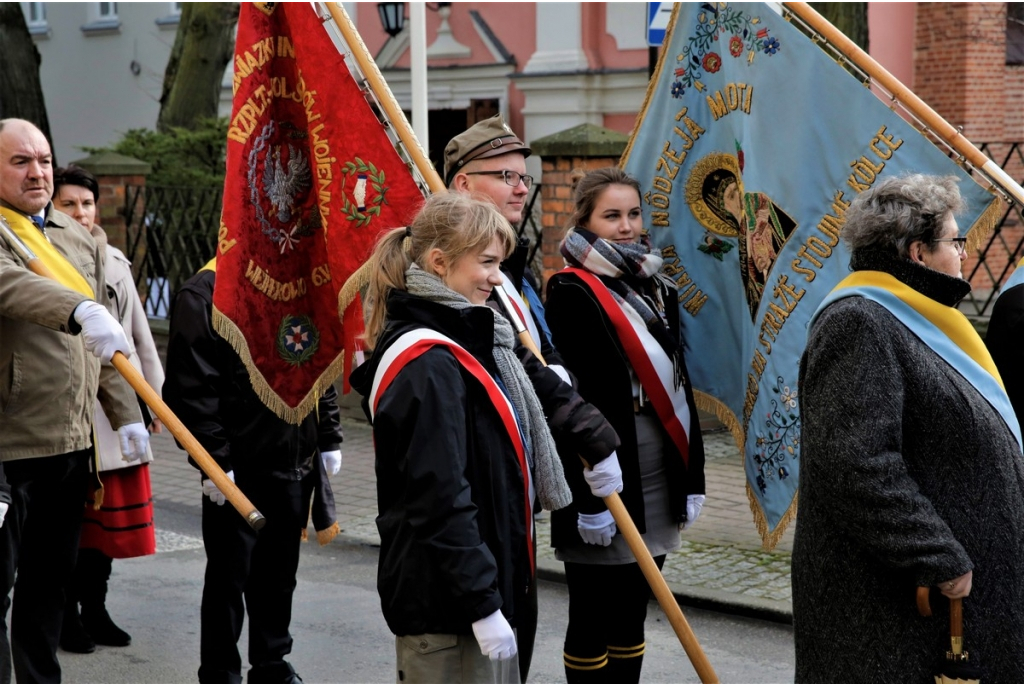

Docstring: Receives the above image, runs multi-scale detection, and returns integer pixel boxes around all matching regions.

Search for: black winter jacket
[349,290,532,637]
[545,270,706,549]
[162,269,343,480]
[987,280,1024,426]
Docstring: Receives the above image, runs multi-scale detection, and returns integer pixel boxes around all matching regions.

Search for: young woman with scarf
[349,193,573,684]
[545,167,707,684]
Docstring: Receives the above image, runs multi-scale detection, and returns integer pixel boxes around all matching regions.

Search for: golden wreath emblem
[341,157,389,228]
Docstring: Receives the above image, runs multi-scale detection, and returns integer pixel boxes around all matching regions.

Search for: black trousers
[198,472,314,684]
[562,556,666,684]
[0,450,90,684]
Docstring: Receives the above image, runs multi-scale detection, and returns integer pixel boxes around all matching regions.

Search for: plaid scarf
[404,265,572,511]
[561,228,679,358]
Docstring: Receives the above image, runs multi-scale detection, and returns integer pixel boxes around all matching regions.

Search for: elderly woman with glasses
[793,173,1024,682]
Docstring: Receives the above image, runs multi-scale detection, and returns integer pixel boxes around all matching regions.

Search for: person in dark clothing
[545,168,706,683]
[796,174,1024,682]
[163,262,343,685]
[445,113,623,683]
[351,193,581,683]
[987,256,1024,425]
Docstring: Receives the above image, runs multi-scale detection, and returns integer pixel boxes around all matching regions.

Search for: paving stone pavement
[149,417,794,620]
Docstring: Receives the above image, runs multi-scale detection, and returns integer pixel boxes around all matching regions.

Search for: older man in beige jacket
[0,118,148,683]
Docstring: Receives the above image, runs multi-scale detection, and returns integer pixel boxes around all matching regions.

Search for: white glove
[583,452,623,499]
[117,422,150,462]
[548,364,572,386]
[577,510,617,546]
[73,301,130,363]
[471,609,517,661]
[202,469,235,506]
[0,502,9,530]
[681,494,706,530]
[321,449,342,477]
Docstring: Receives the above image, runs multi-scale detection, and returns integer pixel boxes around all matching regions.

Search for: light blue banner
[621,2,998,548]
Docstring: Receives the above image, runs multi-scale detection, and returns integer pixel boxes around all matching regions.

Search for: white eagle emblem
[262,144,311,223]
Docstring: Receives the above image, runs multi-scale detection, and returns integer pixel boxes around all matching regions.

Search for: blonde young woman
[350,193,572,684]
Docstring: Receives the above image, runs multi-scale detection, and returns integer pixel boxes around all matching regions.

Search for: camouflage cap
[443,114,531,186]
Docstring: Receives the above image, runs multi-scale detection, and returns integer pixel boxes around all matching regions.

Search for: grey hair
[842,174,965,259]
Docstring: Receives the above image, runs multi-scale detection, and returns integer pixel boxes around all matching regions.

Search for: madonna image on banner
[621,2,999,549]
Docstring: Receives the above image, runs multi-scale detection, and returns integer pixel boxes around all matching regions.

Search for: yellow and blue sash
[812,270,1022,452]
[0,207,93,298]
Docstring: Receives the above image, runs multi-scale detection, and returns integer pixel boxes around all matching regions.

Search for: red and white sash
[563,267,692,466]
[499,272,542,351]
[370,328,535,572]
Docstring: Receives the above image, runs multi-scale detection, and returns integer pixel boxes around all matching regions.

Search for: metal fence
[123,185,221,319]
[127,169,1024,322]
[961,142,1024,317]
[126,183,545,319]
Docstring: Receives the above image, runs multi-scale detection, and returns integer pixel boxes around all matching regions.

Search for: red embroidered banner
[215,2,424,422]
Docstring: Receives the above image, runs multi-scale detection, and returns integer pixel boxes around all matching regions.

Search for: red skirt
[80,463,156,559]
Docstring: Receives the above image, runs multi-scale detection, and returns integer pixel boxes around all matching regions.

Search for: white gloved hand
[577,510,617,546]
[73,301,130,363]
[202,470,235,506]
[583,452,623,499]
[548,364,572,386]
[681,494,706,530]
[471,609,517,661]
[117,422,150,462]
[321,449,342,477]
[0,502,9,530]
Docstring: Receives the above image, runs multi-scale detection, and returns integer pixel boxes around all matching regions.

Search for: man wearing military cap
[443,116,624,684]
[445,113,533,226]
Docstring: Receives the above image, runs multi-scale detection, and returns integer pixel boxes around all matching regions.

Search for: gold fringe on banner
[316,521,340,546]
[964,192,1004,256]
[693,390,745,454]
[212,307,346,425]
[748,484,798,552]
[338,261,371,321]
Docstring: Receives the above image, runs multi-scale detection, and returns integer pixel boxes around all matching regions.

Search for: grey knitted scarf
[405,265,572,511]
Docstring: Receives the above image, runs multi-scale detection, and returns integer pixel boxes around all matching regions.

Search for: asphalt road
[57,499,795,684]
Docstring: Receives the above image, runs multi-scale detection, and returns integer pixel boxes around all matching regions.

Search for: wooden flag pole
[322,2,445,194]
[0,216,266,531]
[784,1,1024,207]
[494,268,718,684]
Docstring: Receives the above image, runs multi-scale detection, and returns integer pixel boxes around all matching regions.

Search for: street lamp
[377,2,404,38]
[375,2,454,154]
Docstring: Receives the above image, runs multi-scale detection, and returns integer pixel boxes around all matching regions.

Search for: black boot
[78,549,132,647]
[59,598,96,654]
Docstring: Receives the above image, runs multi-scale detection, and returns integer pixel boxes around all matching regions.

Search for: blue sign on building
[647,2,673,47]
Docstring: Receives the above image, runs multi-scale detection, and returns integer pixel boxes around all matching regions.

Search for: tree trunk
[0,4,53,151]
[157,2,239,133]
[811,3,869,52]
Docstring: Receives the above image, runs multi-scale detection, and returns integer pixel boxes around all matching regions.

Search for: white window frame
[97,2,118,19]
[25,2,46,27]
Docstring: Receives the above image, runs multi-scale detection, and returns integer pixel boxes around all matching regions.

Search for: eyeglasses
[933,237,968,255]
[463,169,534,189]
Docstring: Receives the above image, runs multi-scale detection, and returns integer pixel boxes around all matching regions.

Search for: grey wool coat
[793,248,1024,683]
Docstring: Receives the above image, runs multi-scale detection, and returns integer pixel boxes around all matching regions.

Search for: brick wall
[94,173,145,253]
[915,3,1007,141]
[539,155,620,285]
[915,3,1024,297]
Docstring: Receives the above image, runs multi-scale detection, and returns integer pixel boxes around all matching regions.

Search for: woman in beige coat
[53,165,162,653]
